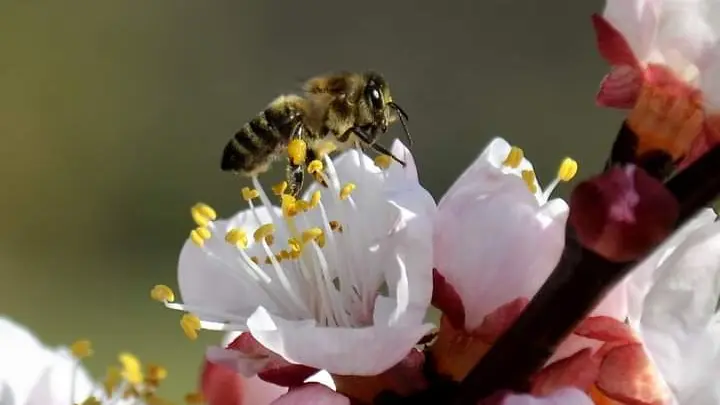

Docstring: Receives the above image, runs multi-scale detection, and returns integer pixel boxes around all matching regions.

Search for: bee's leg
[286,160,305,198]
[305,149,328,188]
[345,127,406,167]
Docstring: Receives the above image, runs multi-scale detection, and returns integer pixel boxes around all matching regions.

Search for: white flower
[164,140,436,376]
[0,316,157,405]
[433,137,627,332]
[630,209,720,404]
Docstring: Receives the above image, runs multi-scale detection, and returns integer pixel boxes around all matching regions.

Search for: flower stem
[450,144,720,405]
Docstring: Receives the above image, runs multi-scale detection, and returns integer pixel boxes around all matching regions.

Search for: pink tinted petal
[431,268,466,329]
[602,0,658,60]
[596,65,643,108]
[201,360,287,405]
[531,349,601,396]
[574,316,636,344]
[482,388,595,405]
[597,343,671,405]
[270,384,349,405]
[592,14,640,66]
[471,297,528,344]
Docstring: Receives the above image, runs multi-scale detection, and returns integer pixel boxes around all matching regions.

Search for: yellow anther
[250,256,260,264]
[225,228,248,248]
[190,203,217,227]
[290,250,302,259]
[274,253,283,262]
[309,190,322,208]
[374,155,393,169]
[521,170,538,194]
[557,157,579,182]
[147,364,168,382]
[190,229,206,247]
[307,159,324,174]
[70,339,93,359]
[329,220,344,233]
[150,285,175,303]
[195,226,211,240]
[302,228,324,244]
[503,146,524,169]
[180,313,201,341]
[79,397,101,405]
[288,237,302,253]
[265,234,275,245]
[272,181,288,196]
[185,392,205,405]
[119,352,143,385]
[314,141,337,159]
[264,256,273,264]
[281,194,298,217]
[295,199,310,212]
[103,366,122,396]
[340,183,356,200]
[280,249,290,260]
[253,224,275,243]
[317,233,326,248]
[241,187,260,201]
[288,139,308,165]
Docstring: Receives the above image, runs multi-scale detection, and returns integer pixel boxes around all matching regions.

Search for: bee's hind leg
[286,161,305,198]
[345,127,406,167]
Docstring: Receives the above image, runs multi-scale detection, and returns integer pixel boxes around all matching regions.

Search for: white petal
[247,306,433,375]
[435,174,568,330]
[639,219,720,403]
[25,348,96,405]
[271,383,349,405]
[497,388,594,405]
[655,1,716,74]
[603,0,659,59]
[178,206,285,322]
[0,382,12,405]
[304,371,336,390]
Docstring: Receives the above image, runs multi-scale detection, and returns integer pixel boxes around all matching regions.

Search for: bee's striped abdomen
[221,101,303,174]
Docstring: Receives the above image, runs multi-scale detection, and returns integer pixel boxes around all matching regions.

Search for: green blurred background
[0,0,624,401]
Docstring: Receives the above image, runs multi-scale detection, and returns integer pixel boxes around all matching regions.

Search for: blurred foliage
[0,0,623,400]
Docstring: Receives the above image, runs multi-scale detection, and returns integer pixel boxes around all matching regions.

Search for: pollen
[307,159,324,174]
[340,183,356,200]
[147,364,168,382]
[118,352,143,385]
[295,199,310,212]
[265,234,275,245]
[302,227,324,244]
[190,203,217,227]
[150,285,175,303]
[185,392,205,405]
[374,155,393,169]
[225,228,248,248]
[503,146,524,169]
[309,190,322,208]
[280,249,290,260]
[557,157,578,182]
[521,170,538,194]
[241,187,260,201]
[190,227,211,247]
[272,181,288,196]
[253,224,275,243]
[314,141,337,158]
[70,339,93,359]
[288,139,307,165]
[250,256,260,264]
[180,313,201,340]
[281,194,299,217]
[264,256,273,264]
[329,220,344,233]
[288,237,302,253]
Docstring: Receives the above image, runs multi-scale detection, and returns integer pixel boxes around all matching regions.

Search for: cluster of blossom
[4,0,720,403]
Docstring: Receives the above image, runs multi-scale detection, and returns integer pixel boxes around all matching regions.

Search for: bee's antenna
[388,102,412,146]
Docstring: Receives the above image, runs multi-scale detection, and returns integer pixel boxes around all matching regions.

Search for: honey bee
[220,71,412,197]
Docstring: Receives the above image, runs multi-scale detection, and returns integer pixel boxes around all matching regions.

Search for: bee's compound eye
[366,86,384,110]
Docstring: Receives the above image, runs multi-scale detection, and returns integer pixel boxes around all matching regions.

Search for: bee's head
[362,71,412,145]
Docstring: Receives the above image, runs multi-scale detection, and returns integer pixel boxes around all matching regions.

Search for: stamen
[185,392,205,405]
[557,157,579,182]
[503,146,524,169]
[70,339,93,359]
[307,160,324,174]
[374,155,393,169]
[241,187,260,201]
[118,353,143,385]
[314,141,337,159]
[189,227,210,247]
[302,227,324,244]
[250,256,260,264]
[150,285,175,302]
[309,190,322,208]
[288,139,307,165]
[146,364,168,382]
[180,313,201,340]
[282,194,299,217]
[190,203,217,227]
[295,199,311,212]
[329,220,344,233]
[103,367,122,396]
[272,181,288,196]
[254,224,275,243]
[340,183,356,200]
[521,170,538,194]
[225,228,248,249]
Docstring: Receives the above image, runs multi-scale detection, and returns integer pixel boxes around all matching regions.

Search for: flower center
[501,145,578,203]
[156,150,398,338]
